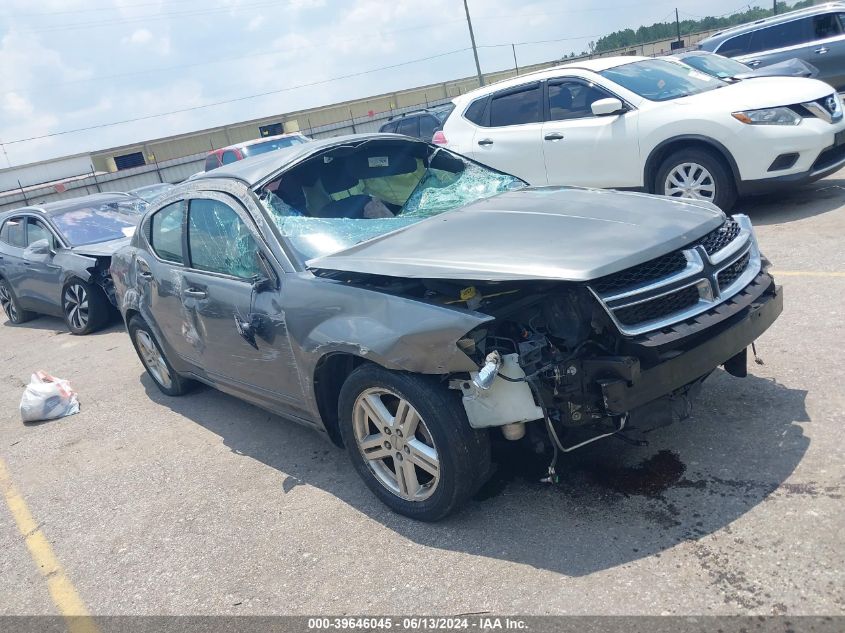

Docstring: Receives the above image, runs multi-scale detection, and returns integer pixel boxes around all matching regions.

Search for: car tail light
[432,130,448,145]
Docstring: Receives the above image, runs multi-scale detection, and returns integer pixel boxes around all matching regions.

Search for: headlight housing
[732,107,802,126]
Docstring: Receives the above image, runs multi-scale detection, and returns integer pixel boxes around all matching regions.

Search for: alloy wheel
[664,162,716,201]
[0,284,17,321]
[63,284,89,330]
[353,387,440,502]
[135,330,173,389]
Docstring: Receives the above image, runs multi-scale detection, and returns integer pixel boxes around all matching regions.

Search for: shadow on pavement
[141,367,811,581]
[737,175,845,225]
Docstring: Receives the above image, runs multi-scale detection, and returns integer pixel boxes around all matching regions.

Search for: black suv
[379,104,455,141]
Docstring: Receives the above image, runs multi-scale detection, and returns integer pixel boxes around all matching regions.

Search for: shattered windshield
[50,202,140,246]
[258,141,524,262]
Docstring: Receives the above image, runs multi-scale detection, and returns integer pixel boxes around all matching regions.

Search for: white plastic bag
[19,371,80,423]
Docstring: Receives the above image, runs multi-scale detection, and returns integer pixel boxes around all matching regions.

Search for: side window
[547,81,612,121]
[380,121,398,133]
[221,150,238,165]
[489,83,541,127]
[204,154,220,171]
[395,117,420,137]
[717,32,752,57]
[464,97,489,126]
[26,218,54,248]
[748,18,813,53]
[187,199,260,279]
[150,201,185,264]
[0,217,26,248]
[814,13,842,39]
[419,115,440,139]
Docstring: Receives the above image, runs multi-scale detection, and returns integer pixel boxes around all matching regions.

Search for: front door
[541,78,641,188]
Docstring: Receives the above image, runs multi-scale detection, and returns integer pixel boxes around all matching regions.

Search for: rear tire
[338,364,491,521]
[62,278,111,335]
[128,315,193,396]
[0,278,36,325]
[655,148,737,211]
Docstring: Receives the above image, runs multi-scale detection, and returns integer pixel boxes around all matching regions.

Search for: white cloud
[247,15,265,31]
[126,28,153,45]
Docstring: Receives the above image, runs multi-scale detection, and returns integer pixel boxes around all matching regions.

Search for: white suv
[436,56,845,210]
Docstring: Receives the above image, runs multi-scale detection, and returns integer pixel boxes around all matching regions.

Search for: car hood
[307,187,724,282]
[675,76,833,110]
[70,236,132,258]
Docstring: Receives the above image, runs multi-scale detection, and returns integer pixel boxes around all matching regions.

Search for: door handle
[747,59,762,67]
[477,138,494,146]
[137,259,153,279]
[183,288,207,299]
[815,47,829,55]
[139,271,153,279]
[544,132,564,141]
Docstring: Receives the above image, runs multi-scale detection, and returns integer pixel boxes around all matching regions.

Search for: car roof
[129,183,173,192]
[216,132,307,153]
[699,2,845,46]
[452,56,651,103]
[194,133,424,187]
[3,192,141,217]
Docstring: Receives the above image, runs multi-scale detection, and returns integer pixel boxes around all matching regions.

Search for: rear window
[0,217,26,247]
[150,201,185,264]
[379,121,398,133]
[463,97,489,126]
[395,117,419,137]
[204,154,220,172]
[489,83,541,127]
[717,32,752,57]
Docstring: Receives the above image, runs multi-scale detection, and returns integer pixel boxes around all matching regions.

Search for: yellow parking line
[0,458,99,633]
[771,270,845,277]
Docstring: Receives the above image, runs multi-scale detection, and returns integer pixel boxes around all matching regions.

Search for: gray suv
[698,2,845,89]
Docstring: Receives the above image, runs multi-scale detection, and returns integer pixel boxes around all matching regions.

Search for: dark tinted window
[718,32,752,57]
[26,218,54,248]
[379,121,398,133]
[419,115,440,139]
[395,117,419,137]
[489,83,541,127]
[114,152,146,170]
[548,81,612,121]
[150,201,184,264]
[0,217,25,247]
[187,199,259,279]
[464,97,488,125]
[204,154,220,171]
[221,150,239,165]
[748,18,813,53]
[814,13,842,38]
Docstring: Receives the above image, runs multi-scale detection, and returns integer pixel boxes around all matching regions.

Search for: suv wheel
[62,279,110,335]
[655,148,737,211]
[0,278,35,324]
[338,364,491,521]
[128,316,193,396]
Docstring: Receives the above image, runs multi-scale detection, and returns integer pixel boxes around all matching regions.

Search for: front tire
[655,148,737,211]
[128,315,193,396]
[62,279,110,335]
[338,364,491,521]
[0,278,36,325]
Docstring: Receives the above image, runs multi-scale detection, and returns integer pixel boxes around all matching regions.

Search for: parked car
[128,182,176,203]
[203,132,309,173]
[698,2,845,90]
[0,193,144,334]
[110,134,782,520]
[436,55,845,210]
[379,104,456,141]
[670,50,819,80]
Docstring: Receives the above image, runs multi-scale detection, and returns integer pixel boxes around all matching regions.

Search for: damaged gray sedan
[110,134,782,520]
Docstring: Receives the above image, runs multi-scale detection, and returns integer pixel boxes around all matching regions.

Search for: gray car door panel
[18,218,64,315]
[0,216,29,307]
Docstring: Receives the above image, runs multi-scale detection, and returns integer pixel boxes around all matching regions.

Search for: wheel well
[124,308,140,327]
[645,138,738,193]
[313,353,366,447]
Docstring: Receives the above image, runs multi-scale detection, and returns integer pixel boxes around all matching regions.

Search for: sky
[0,0,751,167]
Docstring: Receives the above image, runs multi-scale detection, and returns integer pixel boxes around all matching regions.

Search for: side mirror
[252,252,278,293]
[23,239,54,260]
[591,97,625,116]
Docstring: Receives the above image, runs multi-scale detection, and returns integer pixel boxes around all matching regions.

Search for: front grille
[591,251,687,294]
[813,143,845,171]
[717,252,751,290]
[691,218,740,255]
[614,285,700,326]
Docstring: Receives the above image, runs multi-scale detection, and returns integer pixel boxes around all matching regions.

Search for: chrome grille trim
[589,214,762,337]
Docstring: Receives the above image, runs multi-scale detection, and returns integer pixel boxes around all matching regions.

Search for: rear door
[0,216,28,304]
[17,217,63,314]
[541,78,641,188]
[806,11,845,89]
[733,17,816,69]
[181,193,303,410]
[469,81,547,184]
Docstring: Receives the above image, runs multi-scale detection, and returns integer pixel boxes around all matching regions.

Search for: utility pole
[773,0,778,15]
[512,43,520,76]
[675,8,681,44]
[463,0,484,87]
